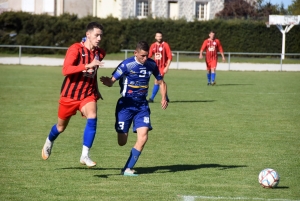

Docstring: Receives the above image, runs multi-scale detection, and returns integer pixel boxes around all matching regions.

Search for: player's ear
[86,31,90,39]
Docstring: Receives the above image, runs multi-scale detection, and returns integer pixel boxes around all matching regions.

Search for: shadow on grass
[58,167,120,171]
[134,163,247,174]
[59,164,247,178]
[273,186,289,189]
[168,100,215,103]
[215,84,254,86]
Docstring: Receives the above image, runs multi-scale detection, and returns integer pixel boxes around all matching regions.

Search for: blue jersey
[112,56,163,99]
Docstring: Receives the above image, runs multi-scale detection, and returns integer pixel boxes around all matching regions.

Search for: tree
[256,1,280,17]
[288,0,300,14]
[215,0,257,19]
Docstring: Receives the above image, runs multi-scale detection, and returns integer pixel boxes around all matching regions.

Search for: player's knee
[86,112,97,119]
[56,125,66,133]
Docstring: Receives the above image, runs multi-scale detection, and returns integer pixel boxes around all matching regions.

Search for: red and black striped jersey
[60,42,106,100]
[148,42,172,68]
[200,39,224,61]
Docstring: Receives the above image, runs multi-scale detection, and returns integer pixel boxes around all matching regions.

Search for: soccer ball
[258,168,280,188]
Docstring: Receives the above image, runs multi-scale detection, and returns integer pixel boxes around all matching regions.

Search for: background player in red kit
[199,31,225,85]
[148,31,172,102]
[41,22,105,167]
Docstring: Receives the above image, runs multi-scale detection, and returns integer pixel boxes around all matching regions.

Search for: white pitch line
[180,195,300,201]
[193,92,298,95]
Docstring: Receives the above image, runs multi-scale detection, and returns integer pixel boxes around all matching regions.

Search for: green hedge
[0,11,299,54]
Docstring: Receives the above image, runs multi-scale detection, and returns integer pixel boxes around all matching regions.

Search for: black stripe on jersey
[69,73,80,99]
[61,77,68,94]
[77,76,88,100]
[63,74,75,97]
[84,78,93,98]
[61,51,80,97]
[76,49,89,100]
[84,50,94,98]
[81,47,85,64]
[87,49,91,63]
[70,48,86,99]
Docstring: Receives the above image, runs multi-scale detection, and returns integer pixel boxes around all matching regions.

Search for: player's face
[86,28,103,47]
[209,32,215,40]
[134,49,149,64]
[155,33,163,43]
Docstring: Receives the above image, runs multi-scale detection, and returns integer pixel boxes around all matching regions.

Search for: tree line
[0,9,299,55]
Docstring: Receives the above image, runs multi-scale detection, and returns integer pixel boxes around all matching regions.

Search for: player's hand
[161,99,168,110]
[222,57,226,62]
[163,67,169,74]
[100,76,113,87]
[199,55,203,59]
[85,58,104,69]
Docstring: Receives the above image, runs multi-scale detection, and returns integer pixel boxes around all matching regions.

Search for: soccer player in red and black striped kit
[199,31,225,85]
[148,31,172,102]
[41,22,106,167]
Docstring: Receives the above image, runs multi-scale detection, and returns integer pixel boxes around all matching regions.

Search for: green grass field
[0,65,299,201]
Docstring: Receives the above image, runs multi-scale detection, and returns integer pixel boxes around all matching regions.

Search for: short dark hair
[136,41,149,52]
[209,30,215,34]
[86,22,104,32]
[156,30,163,35]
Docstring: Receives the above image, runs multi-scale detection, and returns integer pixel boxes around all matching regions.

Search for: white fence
[121,49,300,71]
[1,45,300,71]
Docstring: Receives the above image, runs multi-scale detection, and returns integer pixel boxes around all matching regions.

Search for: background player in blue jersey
[100,41,168,176]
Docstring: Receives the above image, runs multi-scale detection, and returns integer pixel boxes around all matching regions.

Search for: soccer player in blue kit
[100,41,168,176]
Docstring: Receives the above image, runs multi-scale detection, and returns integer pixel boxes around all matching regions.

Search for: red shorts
[206,60,217,70]
[58,96,97,120]
[159,66,166,77]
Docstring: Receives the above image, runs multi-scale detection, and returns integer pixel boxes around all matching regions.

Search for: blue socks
[48,124,60,141]
[207,72,211,83]
[48,118,97,147]
[150,84,159,100]
[211,73,216,82]
[123,148,141,170]
[150,84,169,101]
[83,118,97,148]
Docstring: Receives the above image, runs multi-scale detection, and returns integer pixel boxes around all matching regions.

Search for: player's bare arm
[199,50,204,59]
[163,59,172,74]
[157,80,168,110]
[100,76,116,87]
[221,53,226,62]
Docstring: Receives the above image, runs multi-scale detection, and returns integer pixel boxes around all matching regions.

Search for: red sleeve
[200,39,207,52]
[62,43,86,76]
[148,43,154,58]
[216,39,224,53]
[165,43,172,61]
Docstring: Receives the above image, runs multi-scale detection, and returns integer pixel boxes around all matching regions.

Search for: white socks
[81,145,89,157]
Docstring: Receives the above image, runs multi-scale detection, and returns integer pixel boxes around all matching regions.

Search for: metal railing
[0,45,68,65]
[121,49,300,71]
[1,45,299,71]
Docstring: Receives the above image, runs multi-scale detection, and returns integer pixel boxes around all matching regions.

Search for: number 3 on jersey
[139,70,146,77]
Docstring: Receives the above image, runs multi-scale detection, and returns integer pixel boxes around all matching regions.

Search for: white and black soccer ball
[258,168,280,188]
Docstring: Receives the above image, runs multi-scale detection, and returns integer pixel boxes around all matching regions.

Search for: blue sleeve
[112,62,127,80]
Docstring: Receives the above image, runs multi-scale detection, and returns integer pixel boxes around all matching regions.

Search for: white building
[95,0,225,21]
[0,0,226,21]
[0,0,93,18]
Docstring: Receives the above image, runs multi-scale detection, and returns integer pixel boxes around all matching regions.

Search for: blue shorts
[115,97,152,133]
